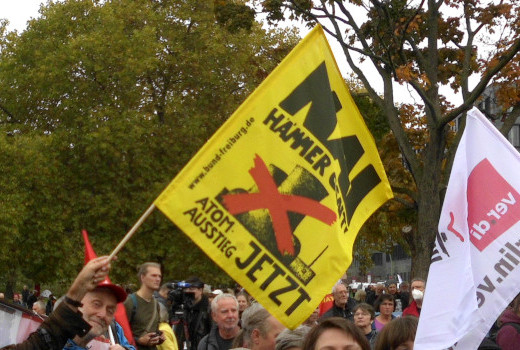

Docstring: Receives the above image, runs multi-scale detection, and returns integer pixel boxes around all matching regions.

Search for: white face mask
[412,289,424,301]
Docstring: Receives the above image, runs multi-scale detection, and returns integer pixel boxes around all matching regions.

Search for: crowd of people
[1,262,519,350]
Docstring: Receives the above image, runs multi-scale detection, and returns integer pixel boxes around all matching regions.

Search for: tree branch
[442,37,520,125]
[500,104,520,136]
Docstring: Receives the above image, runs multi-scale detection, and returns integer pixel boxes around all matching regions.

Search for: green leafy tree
[0,0,299,293]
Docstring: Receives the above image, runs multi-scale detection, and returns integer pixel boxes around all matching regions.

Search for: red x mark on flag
[222,154,336,256]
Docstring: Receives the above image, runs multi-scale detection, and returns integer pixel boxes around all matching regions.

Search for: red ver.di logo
[468,159,520,251]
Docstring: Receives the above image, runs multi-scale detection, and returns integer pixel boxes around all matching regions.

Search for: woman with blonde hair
[354,290,367,303]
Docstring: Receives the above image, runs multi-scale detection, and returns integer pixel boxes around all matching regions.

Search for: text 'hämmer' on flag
[154,24,393,329]
[415,107,520,349]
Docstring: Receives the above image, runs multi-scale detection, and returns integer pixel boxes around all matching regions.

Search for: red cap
[82,229,127,303]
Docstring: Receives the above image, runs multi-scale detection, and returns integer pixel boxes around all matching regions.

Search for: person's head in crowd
[376,294,395,315]
[76,285,125,345]
[302,317,370,350]
[211,293,240,339]
[209,288,223,303]
[138,262,162,292]
[353,303,375,334]
[375,284,385,296]
[399,282,409,293]
[0,292,4,300]
[124,284,136,295]
[242,302,286,350]
[374,316,418,350]
[5,257,115,350]
[237,291,251,313]
[332,283,349,308]
[158,283,171,300]
[354,289,367,303]
[13,293,21,303]
[495,292,520,348]
[303,307,319,327]
[387,283,398,295]
[52,276,127,347]
[185,276,205,304]
[275,325,310,350]
[410,279,425,304]
[32,300,47,316]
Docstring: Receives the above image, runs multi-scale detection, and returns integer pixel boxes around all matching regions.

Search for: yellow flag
[154,25,393,329]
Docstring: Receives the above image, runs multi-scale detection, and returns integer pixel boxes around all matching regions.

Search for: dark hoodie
[496,309,520,350]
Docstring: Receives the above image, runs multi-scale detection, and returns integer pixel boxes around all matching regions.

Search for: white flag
[415,107,520,349]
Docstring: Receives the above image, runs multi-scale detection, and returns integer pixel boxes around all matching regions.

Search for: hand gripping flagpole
[108,203,156,261]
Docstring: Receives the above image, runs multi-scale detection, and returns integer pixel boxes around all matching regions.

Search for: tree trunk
[409,129,445,279]
[411,193,440,279]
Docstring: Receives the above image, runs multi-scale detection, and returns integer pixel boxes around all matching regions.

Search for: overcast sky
[0,0,45,32]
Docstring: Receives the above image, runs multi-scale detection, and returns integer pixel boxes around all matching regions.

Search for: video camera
[166,279,203,314]
[167,279,204,346]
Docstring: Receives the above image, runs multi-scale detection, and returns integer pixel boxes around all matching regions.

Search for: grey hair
[33,300,46,314]
[241,302,271,344]
[332,282,347,294]
[211,293,238,313]
[275,326,310,350]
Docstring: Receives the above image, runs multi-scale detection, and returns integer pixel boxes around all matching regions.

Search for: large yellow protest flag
[154,25,393,329]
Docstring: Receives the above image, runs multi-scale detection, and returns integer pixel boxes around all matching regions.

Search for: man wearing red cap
[63,276,134,350]
[2,256,114,350]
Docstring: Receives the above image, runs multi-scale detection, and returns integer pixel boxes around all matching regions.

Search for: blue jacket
[64,321,135,350]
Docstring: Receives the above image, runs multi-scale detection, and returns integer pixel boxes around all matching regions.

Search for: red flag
[82,229,98,264]
[81,229,135,346]
[318,293,334,316]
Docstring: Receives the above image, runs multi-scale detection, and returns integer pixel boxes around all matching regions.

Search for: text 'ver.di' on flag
[415,107,520,349]
[154,25,392,329]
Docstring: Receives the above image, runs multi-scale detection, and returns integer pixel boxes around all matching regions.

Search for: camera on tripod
[167,279,206,350]
[166,281,196,314]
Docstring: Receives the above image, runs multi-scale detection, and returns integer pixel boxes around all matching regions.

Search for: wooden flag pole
[108,203,156,261]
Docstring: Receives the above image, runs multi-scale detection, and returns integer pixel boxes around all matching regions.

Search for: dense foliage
[0,0,299,296]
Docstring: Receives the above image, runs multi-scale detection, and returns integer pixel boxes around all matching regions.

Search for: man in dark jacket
[182,277,212,350]
[1,256,112,350]
[320,283,357,321]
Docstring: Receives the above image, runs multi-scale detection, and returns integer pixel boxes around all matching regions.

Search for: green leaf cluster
[0,0,299,294]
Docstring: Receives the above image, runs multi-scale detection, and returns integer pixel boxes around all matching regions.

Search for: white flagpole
[108,325,116,344]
